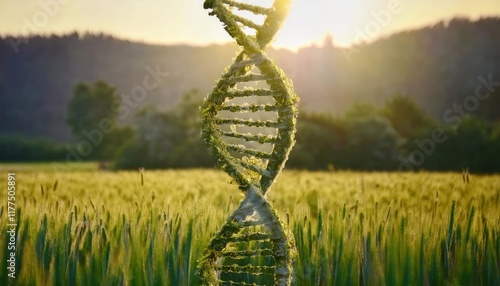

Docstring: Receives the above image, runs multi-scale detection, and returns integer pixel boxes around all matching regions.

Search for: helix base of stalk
[198,186,296,286]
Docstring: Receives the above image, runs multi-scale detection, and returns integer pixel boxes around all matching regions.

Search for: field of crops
[0,165,499,285]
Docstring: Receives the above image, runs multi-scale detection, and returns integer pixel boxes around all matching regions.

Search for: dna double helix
[198,0,298,285]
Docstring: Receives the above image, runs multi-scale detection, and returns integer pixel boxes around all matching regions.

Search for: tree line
[2,81,499,173]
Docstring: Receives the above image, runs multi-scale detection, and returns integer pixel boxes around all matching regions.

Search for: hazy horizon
[1,0,500,50]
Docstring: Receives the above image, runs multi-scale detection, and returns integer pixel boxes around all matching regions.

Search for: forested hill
[1,17,499,142]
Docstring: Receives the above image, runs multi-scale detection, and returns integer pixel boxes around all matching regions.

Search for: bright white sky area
[1,0,500,50]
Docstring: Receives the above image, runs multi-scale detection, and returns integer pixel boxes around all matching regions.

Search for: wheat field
[0,166,499,285]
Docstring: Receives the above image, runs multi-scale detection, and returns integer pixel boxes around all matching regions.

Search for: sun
[219,0,374,50]
[272,1,371,50]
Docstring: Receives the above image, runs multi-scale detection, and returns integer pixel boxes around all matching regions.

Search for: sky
[1,0,500,50]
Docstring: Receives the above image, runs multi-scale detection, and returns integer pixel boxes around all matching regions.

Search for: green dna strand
[198,0,298,285]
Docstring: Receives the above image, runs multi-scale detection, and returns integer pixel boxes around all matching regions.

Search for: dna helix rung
[205,0,290,49]
[198,188,294,285]
[198,1,297,285]
[202,51,297,191]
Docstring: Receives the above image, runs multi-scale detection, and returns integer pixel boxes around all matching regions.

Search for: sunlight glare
[273,1,370,50]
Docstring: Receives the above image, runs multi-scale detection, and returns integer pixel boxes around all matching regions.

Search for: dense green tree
[0,136,65,162]
[345,115,403,170]
[66,81,130,160]
[66,82,119,135]
[289,111,403,171]
[115,90,214,169]
[424,117,500,172]
[476,88,500,123]
[381,94,435,139]
[288,113,347,170]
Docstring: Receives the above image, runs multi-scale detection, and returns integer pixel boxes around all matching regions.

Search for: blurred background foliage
[1,17,500,172]
[2,85,499,172]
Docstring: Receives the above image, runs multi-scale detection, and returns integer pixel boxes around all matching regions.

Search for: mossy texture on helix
[198,0,297,285]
